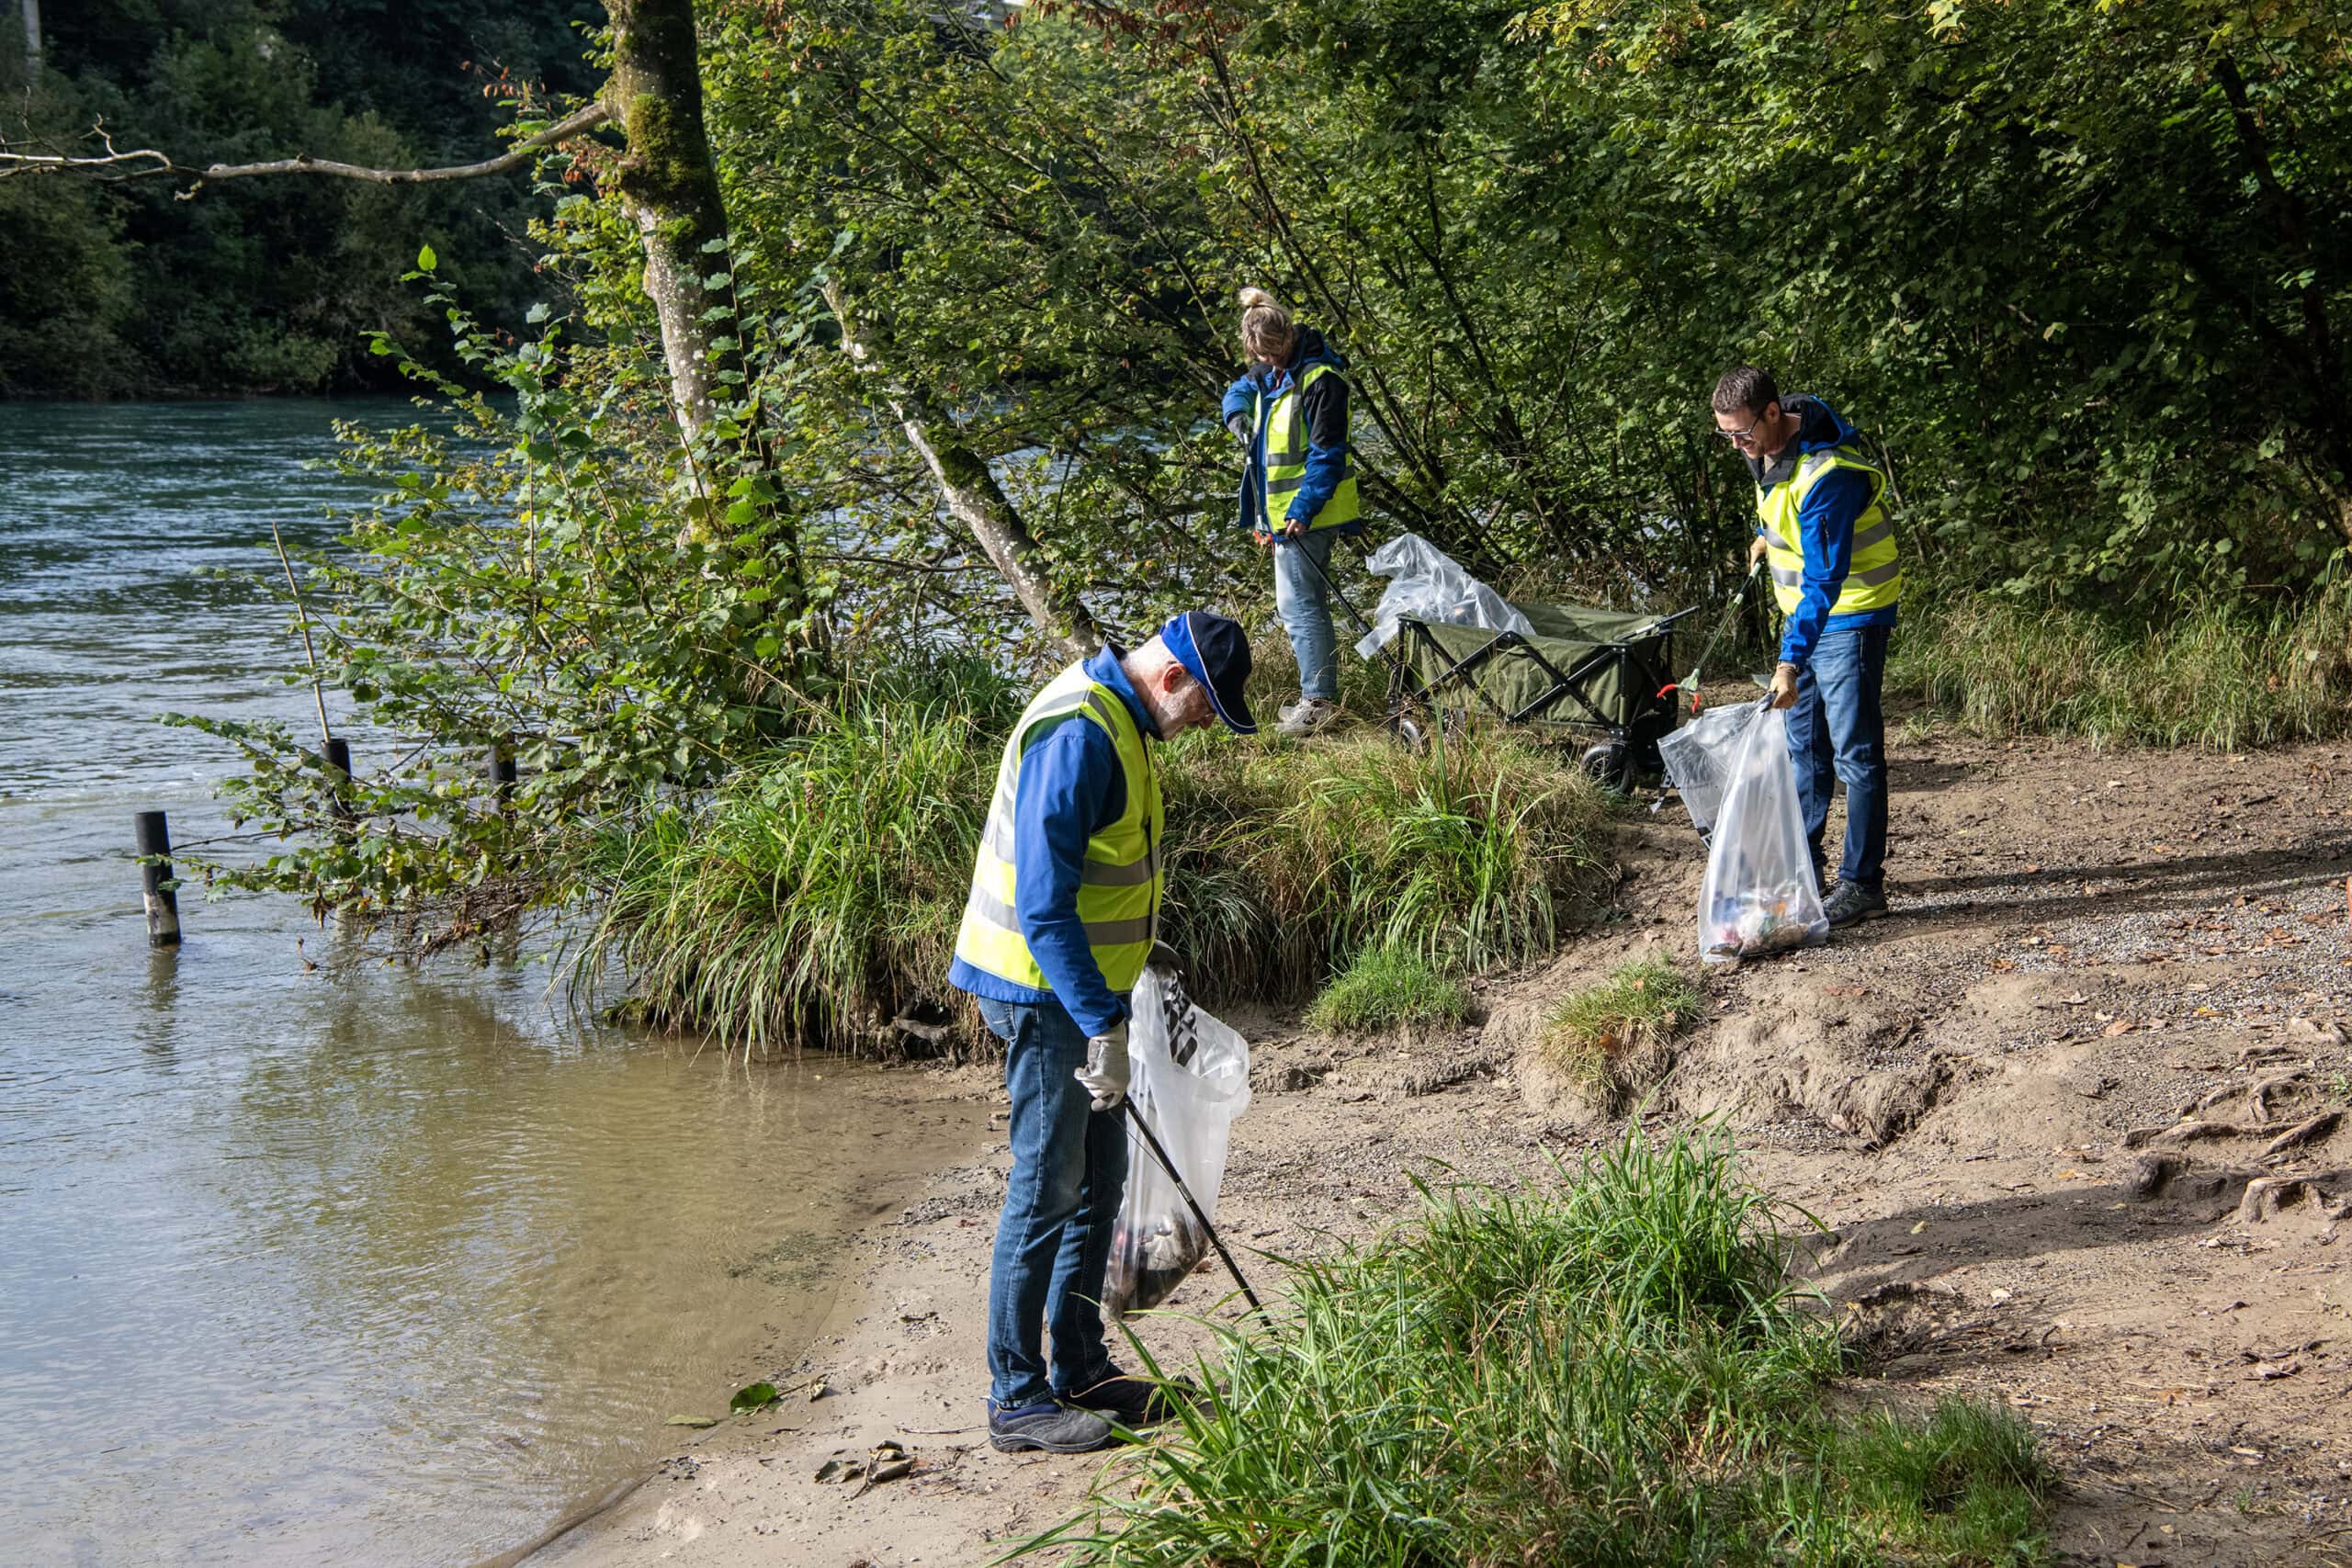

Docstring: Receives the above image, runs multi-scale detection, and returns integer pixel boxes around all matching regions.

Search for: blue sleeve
[1219,375,1258,425]
[1777,467,1871,668]
[1010,716,1126,1038]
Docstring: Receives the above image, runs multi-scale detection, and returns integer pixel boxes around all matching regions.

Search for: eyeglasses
[1715,410,1767,446]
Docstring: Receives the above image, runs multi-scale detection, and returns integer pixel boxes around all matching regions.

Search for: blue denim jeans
[1784,623,1890,895]
[978,994,1130,1411]
[1272,529,1340,702]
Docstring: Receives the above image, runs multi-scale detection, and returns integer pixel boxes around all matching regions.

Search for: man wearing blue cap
[949,611,1257,1455]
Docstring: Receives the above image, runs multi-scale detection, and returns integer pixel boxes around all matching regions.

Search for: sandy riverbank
[538,716,2352,1568]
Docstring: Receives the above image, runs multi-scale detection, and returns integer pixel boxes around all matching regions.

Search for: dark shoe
[1822,881,1889,929]
[989,1400,1116,1454]
[1057,1372,1195,1430]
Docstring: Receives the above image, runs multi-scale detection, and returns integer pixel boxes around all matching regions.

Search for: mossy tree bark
[605,0,732,446]
[826,284,1103,660]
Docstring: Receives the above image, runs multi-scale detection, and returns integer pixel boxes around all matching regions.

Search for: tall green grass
[572,668,1013,1055]
[1030,1126,2051,1566]
[1890,592,2352,749]
[578,679,1608,1055]
[1165,728,1609,1003]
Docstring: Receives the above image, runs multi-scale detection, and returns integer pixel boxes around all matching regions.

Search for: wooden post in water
[323,737,354,832]
[134,810,182,947]
[486,742,517,809]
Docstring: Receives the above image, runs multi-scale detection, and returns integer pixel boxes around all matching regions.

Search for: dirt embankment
[538,719,2352,1568]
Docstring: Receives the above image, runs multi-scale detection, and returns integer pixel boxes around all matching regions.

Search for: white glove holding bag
[1076,1020,1132,1111]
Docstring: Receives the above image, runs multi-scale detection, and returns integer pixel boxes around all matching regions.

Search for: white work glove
[1076,1021,1131,1112]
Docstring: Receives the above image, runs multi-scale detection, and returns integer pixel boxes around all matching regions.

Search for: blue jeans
[1784,623,1890,895]
[978,994,1130,1410]
[1272,529,1340,702]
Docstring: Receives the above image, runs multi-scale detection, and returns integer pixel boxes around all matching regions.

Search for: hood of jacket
[1750,393,1860,489]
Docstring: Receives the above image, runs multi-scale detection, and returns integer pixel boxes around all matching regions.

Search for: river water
[0,401,978,1566]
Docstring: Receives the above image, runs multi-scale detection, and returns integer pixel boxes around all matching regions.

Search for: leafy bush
[1305,945,1471,1035]
[1542,957,1705,1113]
[1031,1126,2050,1566]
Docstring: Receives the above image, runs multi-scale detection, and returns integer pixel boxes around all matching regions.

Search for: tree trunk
[825,285,1104,660]
[604,0,732,445]
[19,0,38,73]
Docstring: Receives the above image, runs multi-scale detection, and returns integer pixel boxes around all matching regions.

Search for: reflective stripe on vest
[951,661,1165,996]
[1756,447,1903,617]
[1255,360,1361,531]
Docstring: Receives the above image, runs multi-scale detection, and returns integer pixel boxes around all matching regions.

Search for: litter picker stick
[1675,558,1762,709]
[1283,531,1382,644]
[1120,1099,1277,1335]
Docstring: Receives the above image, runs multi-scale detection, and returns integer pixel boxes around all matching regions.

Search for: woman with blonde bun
[1219,288,1360,737]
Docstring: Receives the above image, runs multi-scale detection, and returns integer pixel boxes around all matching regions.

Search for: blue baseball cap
[1159,611,1257,735]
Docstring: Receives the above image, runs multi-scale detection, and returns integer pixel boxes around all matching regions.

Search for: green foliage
[1031,1125,2050,1565]
[1542,956,1704,1111]
[1305,944,1471,1035]
[575,669,1012,1055]
[2,0,600,394]
[1163,728,1611,1003]
[570,681,1603,1054]
[166,263,828,934]
[1890,589,2352,749]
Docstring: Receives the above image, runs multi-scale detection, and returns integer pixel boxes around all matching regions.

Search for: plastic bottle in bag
[1695,702,1828,964]
[1656,701,1755,840]
[1103,968,1252,1318]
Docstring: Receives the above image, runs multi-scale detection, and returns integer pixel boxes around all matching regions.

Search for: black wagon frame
[1378,605,1698,787]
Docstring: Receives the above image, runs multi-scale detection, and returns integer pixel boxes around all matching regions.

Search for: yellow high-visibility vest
[1256,361,1360,530]
[952,661,1163,996]
[1756,446,1902,616]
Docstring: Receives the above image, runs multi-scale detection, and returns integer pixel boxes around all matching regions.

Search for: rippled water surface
[0,402,975,1565]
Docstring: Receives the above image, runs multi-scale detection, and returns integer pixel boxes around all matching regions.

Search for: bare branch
[199,102,612,185]
[0,118,173,181]
[0,102,612,186]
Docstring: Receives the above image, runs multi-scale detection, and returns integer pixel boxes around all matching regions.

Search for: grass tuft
[1890,592,2352,750]
[578,677,1608,1056]
[1028,1125,2051,1566]
[1304,944,1471,1034]
[1541,957,1704,1112]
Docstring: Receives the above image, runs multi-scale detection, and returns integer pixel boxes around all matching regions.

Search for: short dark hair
[1712,366,1779,417]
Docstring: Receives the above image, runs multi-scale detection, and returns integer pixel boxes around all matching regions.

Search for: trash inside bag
[1695,702,1828,964]
[1656,701,1754,840]
[1353,532,1534,658]
[1104,967,1251,1318]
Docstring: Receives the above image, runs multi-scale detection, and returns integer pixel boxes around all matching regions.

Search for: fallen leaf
[2064,993,2087,1006]
[666,1415,719,1428]
[2101,1020,2133,1037]
[1909,1220,1928,1235]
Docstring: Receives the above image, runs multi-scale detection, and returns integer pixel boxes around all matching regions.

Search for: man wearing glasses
[1710,366,1900,928]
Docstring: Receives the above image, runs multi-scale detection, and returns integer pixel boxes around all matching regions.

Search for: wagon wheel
[1580,740,1632,792]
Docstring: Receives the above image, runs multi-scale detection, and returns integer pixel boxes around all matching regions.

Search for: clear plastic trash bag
[1696,701,1828,964]
[1353,531,1534,658]
[1103,967,1252,1319]
[1656,701,1756,840]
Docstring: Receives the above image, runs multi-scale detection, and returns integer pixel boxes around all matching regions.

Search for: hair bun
[1238,287,1280,310]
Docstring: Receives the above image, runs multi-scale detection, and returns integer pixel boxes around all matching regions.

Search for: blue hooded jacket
[1747,394,1899,668]
[1219,327,1360,537]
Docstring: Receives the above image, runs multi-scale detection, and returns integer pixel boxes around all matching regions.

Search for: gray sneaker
[989,1400,1117,1453]
[1821,881,1889,929]
[1277,697,1343,737]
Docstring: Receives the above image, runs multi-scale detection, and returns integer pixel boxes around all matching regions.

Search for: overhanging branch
[0,102,612,186]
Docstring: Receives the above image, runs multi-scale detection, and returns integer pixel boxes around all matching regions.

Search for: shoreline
[531,727,2352,1568]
